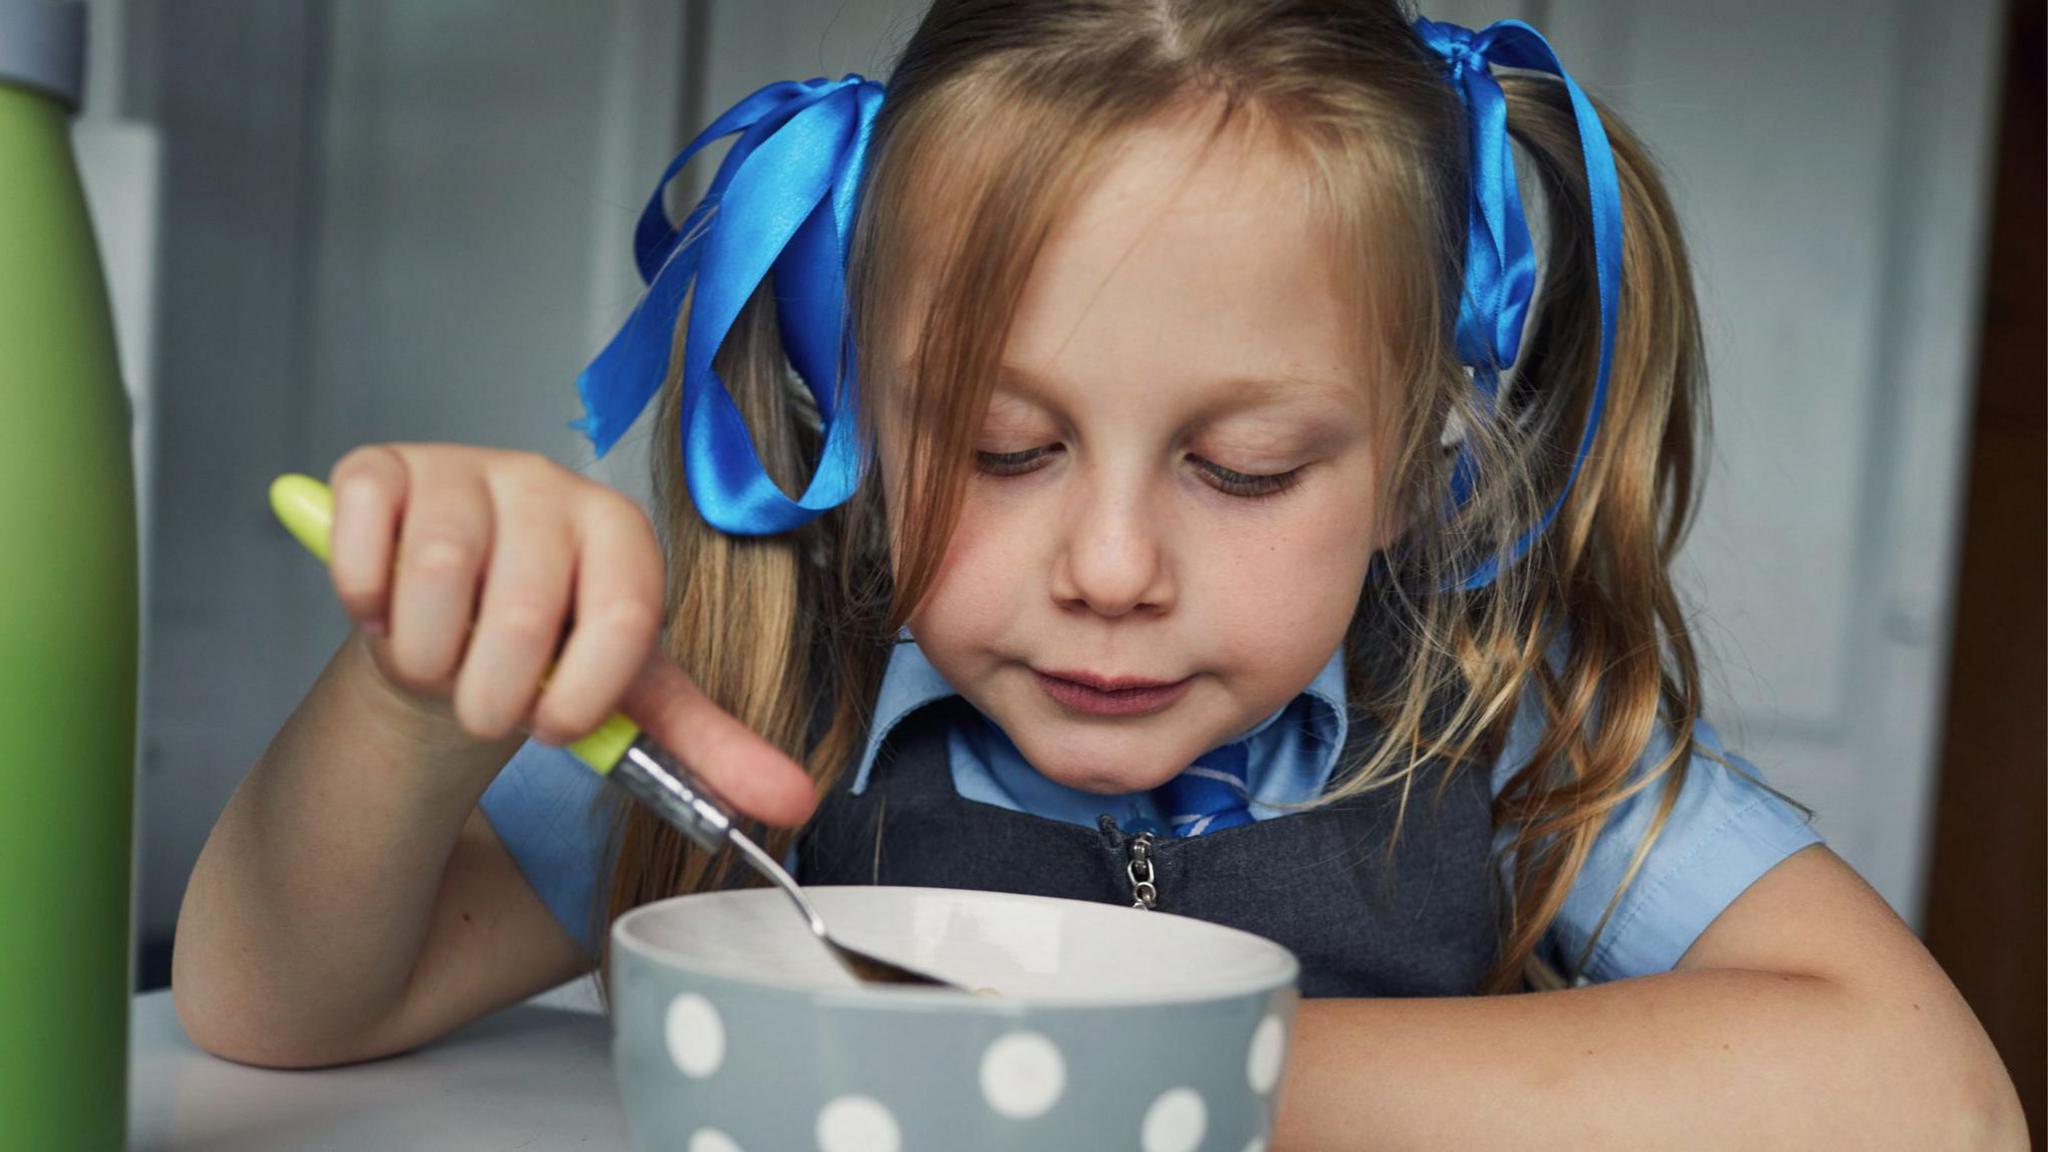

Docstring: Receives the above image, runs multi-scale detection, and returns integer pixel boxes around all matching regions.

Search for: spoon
[267,474,964,992]
[597,732,964,988]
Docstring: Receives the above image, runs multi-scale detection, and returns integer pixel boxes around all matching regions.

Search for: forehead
[991,102,1369,418]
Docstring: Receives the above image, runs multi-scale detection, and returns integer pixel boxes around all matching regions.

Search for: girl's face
[887,107,1390,794]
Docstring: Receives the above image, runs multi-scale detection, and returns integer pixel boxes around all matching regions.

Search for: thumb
[613,650,819,828]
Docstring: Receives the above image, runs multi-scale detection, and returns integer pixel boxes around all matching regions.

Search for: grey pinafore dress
[793,696,1500,997]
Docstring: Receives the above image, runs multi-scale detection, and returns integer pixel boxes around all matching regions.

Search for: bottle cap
[0,0,84,112]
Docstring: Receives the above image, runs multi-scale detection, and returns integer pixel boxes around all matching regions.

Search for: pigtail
[594,272,892,976]
[1476,75,1713,992]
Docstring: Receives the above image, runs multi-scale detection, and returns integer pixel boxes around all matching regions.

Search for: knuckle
[503,449,558,477]
[331,444,398,486]
[593,596,661,644]
[502,479,553,513]
[577,485,644,536]
[600,490,654,534]
[500,451,567,494]
[331,449,406,508]
[408,536,478,580]
[489,599,560,649]
[592,502,665,590]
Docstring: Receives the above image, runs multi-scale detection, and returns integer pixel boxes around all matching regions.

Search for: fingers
[328,445,409,633]
[531,491,663,744]
[320,444,816,830]
[619,653,819,828]
[452,466,577,740]
[386,454,492,693]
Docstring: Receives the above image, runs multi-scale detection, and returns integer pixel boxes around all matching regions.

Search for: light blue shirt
[481,635,1823,982]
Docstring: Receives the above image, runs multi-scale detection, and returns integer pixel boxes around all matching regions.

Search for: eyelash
[972,446,1306,501]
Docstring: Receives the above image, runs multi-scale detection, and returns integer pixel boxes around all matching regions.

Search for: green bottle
[0,2,138,1147]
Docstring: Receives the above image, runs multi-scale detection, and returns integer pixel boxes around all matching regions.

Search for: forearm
[1273,967,2022,1152]
[173,629,520,1059]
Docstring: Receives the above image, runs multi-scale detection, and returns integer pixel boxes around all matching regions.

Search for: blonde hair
[600,0,1786,994]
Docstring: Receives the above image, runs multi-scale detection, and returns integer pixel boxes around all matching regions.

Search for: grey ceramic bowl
[610,885,1300,1152]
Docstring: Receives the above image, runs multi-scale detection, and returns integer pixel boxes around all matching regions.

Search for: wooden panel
[1920,0,2047,1139]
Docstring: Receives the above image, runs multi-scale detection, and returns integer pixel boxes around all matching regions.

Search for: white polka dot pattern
[979,1031,1067,1119]
[1247,1013,1286,1095]
[664,994,725,1079]
[1141,1087,1207,1152]
[816,1094,901,1152]
[689,1129,744,1152]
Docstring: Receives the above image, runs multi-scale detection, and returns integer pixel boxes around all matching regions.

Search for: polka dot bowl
[610,885,1300,1152]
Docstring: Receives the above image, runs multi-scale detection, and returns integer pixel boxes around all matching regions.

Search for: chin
[1019,732,1184,795]
[1043,765,1160,796]
[973,681,1210,793]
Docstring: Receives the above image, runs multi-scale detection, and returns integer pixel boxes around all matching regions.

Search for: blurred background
[68,0,2040,1132]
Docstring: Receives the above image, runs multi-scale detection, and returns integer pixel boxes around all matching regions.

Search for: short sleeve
[1491,700,1825,984]
[477,738,615,953]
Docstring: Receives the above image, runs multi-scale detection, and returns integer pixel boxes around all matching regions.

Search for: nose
[1049,463,1175,617]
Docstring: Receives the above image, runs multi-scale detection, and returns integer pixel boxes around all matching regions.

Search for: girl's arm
[172,629,586,1068]
[1272,844,2028,1151]
[172,444,817,1067]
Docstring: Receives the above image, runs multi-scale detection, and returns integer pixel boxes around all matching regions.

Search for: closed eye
[973,446,1056,475]
[1195,458,1304,500]
[972,446,1305,501]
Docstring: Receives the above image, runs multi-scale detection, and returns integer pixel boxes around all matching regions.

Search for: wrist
[327,628,528,804]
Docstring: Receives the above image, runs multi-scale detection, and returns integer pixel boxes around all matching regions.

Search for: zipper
[1126,831,1158,910]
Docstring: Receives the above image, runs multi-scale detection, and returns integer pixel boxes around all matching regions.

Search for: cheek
[902,487,1023,642]
[909,467,1381,660]
[1200,480,1380,678]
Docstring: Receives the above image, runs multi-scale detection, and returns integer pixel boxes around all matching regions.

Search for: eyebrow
[993,361,1364,416]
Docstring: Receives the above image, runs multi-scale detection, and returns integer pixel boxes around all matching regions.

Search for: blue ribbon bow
[572,74,885,536]
[575,23,1618,578]
[1412,17,1624,590]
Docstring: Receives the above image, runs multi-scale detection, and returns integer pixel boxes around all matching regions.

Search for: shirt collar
[847,628,1350,796]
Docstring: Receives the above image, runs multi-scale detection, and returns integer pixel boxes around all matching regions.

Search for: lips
[1034,669,1192,717]
[1036,668,1182,692]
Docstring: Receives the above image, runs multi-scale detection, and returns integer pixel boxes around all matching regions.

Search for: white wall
[126,1,685,947]
[1525,0,2000,922]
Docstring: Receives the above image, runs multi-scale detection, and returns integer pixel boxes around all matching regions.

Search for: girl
[173,1,2024,1147]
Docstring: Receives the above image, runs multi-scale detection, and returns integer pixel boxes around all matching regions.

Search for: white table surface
[129,982,631,1150]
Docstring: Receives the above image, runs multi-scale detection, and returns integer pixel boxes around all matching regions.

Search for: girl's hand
[324,442,814,826]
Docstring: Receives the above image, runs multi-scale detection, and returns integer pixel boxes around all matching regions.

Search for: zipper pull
[1126,831,1158,910]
